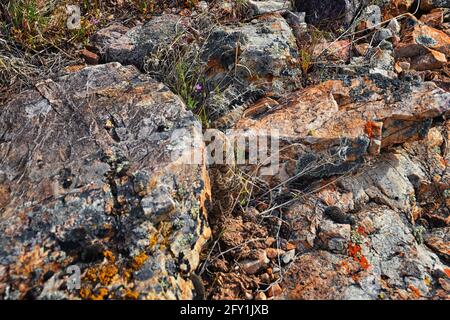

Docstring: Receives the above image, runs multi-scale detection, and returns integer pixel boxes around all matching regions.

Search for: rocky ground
[0,0,450,300]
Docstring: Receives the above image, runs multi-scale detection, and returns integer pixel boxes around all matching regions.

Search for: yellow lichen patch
[123,289,139,300]
[83,263,119,286]
[122,268,132,281]
[149,233,159,249]
[98,265,119,286]
[131,252,148,271]
[79,287,91,299]
[159,222,173,248]
[424,276,432,287]
[103,250,115,263]
[90,288,109,300]
[15,246,46,276]
[84,267,98,282]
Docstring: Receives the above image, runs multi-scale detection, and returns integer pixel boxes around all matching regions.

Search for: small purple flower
[90,18,100,25]
[194,83,203,93]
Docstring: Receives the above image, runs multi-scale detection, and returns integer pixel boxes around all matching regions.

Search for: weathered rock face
[358,4,382,30]
[201,0,450,301]
[281,120,450,299]
[93,15,187,68]
[233,73,450,183]
[0,63,211,299]
[294,0,362,26]
[395,17,450,59]
[248,0,293,16]
[203,13,302,121]
[283,205,448,299]
[420,0,450,11]
[206,116,450,300]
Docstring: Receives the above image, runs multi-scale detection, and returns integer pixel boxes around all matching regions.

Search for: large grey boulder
[0,62,211,300]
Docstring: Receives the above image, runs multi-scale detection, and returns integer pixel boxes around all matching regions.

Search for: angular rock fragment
[92,15,187,68]
[420,8,446,27]
[276,116,450,299]
[80,48,99,65]
[420,0,450,11]
[0,63,211,300]
[395,18,450,58]
[282,205,448,300]
[294,0,362,27]
[410,48,447,70]
[203,12,301,93]
[425,228,450,263]
[384,0,416,17]
[202,13,301,120]
[313,40,351,62]
[357,4,382,30]
[234,74,450,182]
[248,0,293,16]
[318,220,351,254]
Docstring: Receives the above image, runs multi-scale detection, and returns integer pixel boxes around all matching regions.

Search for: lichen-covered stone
[420,0,450,11]
[248,0,293,16]
[202,13,302,120]
[294,0,363,26]
[233,74,450,183]
[279,120,450,299]
[0,63,210,300]
[93,15,188,68]
[395,17,450,58]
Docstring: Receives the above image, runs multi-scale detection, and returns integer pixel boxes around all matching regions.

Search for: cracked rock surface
[0,63,210,299]
[1,0,450,301]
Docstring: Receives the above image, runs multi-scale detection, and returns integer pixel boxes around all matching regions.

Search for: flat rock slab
[248,0,293,15]
[0,62,210,299]
[395,18,450,59]
[234,74,450,181]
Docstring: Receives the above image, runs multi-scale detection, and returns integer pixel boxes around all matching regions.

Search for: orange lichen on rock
[123,289,139,300]
[90,288,109,300]
[348,241,370,271]
[131,252,148,271]
[79,287,91,299]
[408,284,421,299]
[357,226,367,237]
[444,268,450,278]
[84,267,98,282]
[98,265,119,286]
[84,264,119,286]
[16,246,46,276]
[348,226,371,271]
[103,250,115,263]
[80,287,109,300]
[364,120,383,140]
[149,233,159,249]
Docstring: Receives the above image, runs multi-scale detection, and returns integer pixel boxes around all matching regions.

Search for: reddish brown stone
[80,49,99,65]
[395,21,450,58]
[420,9,445,28]
[267,283,283,298]
[410,48,447,71]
